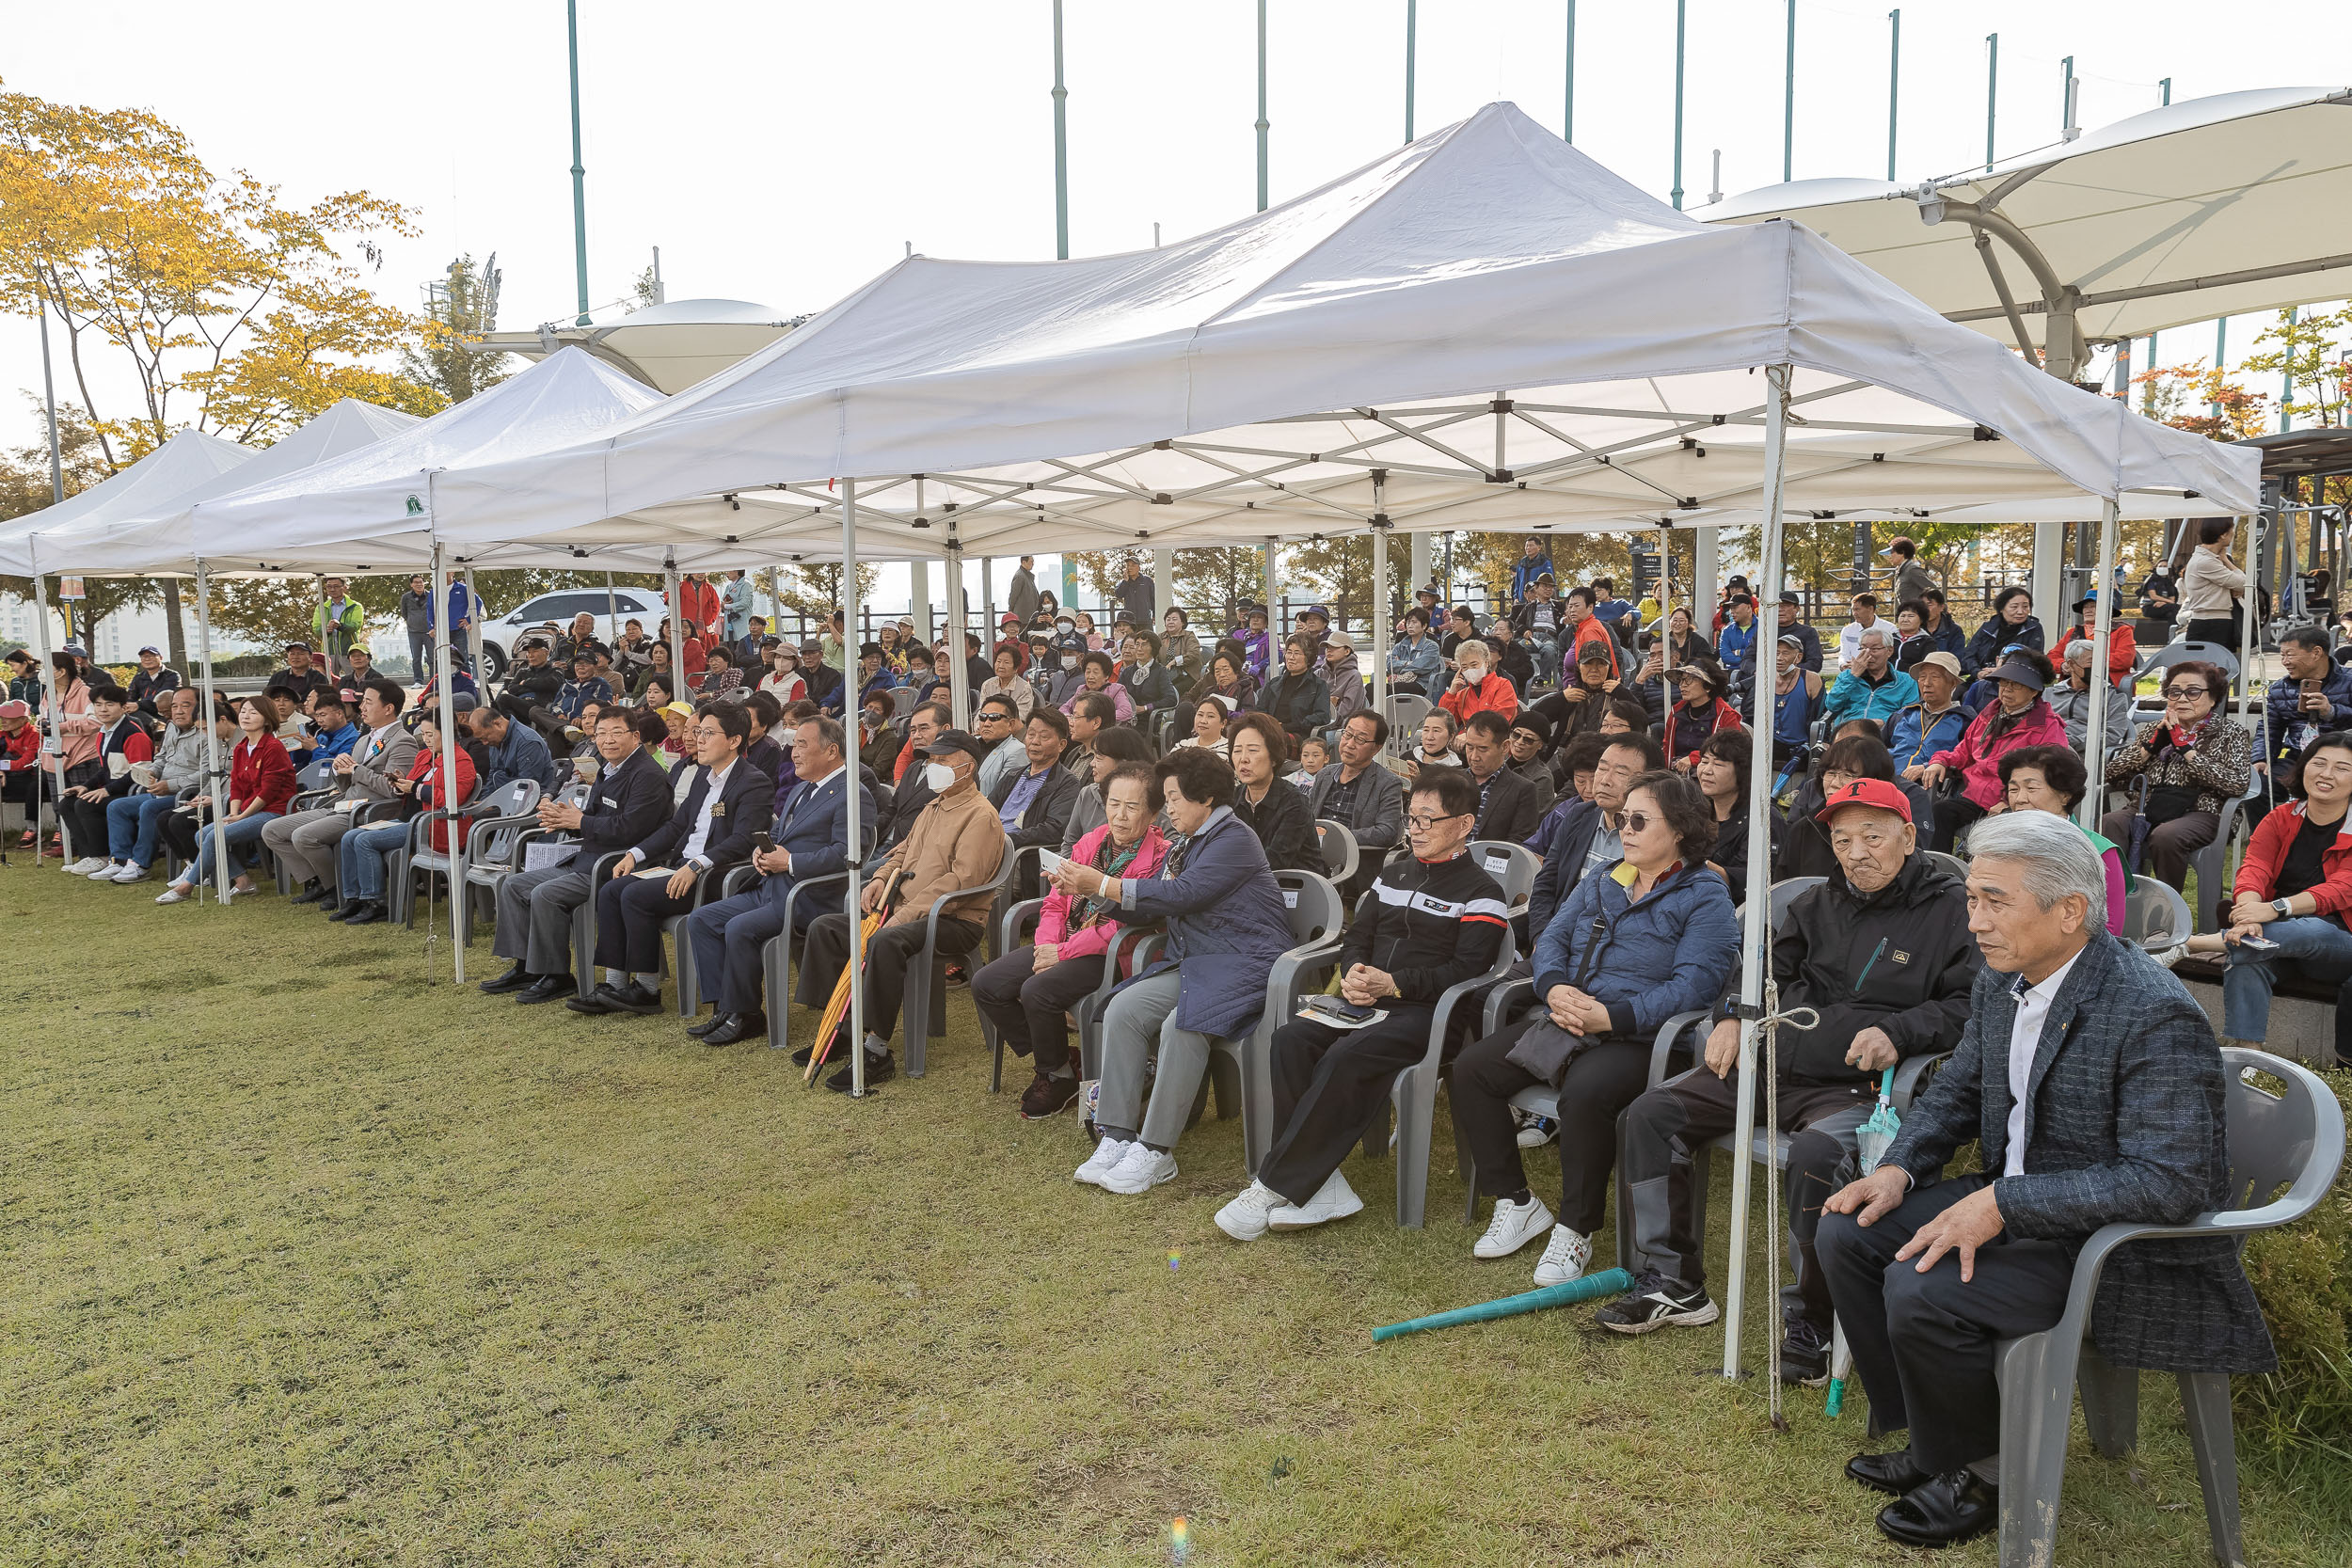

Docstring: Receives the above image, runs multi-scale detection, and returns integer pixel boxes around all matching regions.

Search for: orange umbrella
[803,869,905,1085]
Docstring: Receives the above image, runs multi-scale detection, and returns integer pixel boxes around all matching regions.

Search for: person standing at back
[1008,555,1042,627]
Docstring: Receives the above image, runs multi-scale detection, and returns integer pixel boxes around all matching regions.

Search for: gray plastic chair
[460,781,585,942]
[668,862,756,1016]
[1467,839,1542,917]
[1315,819,1360,888]
[1993,1047,2344,1568]
[2187,778,2262,934]
[1919,849,1970,880]
[396,778,538,935]
[901,832,1018,1078]
[1387,928,1521,1227]
[759,872,850,1052]
[2121,877,2193,966]
[978,892,1147,1093]
[1382,693,1432,754]
[1209,869,1348,1175]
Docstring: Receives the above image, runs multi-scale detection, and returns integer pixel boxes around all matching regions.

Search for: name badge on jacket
[711,802,727,816]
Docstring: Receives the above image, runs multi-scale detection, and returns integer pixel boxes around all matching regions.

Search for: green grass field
[5,866,2345,1566]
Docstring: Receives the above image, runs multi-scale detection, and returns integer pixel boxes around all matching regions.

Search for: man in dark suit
[480,708,675,1005]
[1819,811,2272,1548]
[987,707,1082,901]
[683,715,877,1046]
[568,703,775,1016]
[1458,710,1549,846]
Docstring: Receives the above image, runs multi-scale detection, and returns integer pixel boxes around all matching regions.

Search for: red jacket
[0,722,37,775]
[408,744,478,851]
[1662,698,1743,768]
[676,578,722,643]
[2053,625,2138,688]
[230,733,297,816]
[1438,671,1521,726]
[2233,800,2352,926]
[1931,700,2068,810]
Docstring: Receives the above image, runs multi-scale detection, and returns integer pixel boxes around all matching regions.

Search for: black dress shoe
[289,879,326,906]
[480,963,536,995]
[789,1028,847,1069]
[701,1010,768,1047]
[685,1009,727,1037]
[318,896,343,917]
[1876,1468,1998,1548]
[339,900,385,926]
[825,1050,896,1093]
[565,987,621,1015]
[585,979,662,1015]
[1846,1449,1932,1497]
[516,974,573,1005]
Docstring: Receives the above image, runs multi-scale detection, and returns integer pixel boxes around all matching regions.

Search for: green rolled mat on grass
[1372,1267,1635,1341]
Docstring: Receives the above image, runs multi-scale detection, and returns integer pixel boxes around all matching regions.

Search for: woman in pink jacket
[972,762,1170,1119]
[1909,649,2066,854]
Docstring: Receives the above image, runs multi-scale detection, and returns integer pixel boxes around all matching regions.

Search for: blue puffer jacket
[1532,860,1739,1037]
[1113,806,1294,1037]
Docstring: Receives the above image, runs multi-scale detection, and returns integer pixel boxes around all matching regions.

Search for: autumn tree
[1169,545,1266,630]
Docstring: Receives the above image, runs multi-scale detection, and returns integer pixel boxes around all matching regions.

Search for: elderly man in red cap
[1593,777,1980,1378]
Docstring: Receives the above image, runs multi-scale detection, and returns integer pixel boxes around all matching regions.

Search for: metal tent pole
[1670,0,1687,209]
[1404,0,1417,144]
[1051,0,1070,260]
[1370,476,1391,709]
[2080,499,2121,825]
[945,529,970,723]
[605,572,618,643]
[565,0,592,325]
[842,479,870,1097]
[665,566,687,698]
[463,566,483,679]
[2239,514,2260,710]
[432,539,465,982]
[1723,362,1793,1379]
[1884,9,1900,182]
[31,572,64,869]
[1255,0,1269,213]
[1783,0,1795,182]
[193,562,226,901]
[1985,34,1998,170]
[1563,1,1576,143]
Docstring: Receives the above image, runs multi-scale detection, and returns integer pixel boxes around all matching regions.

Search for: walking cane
[804,869,906,1085]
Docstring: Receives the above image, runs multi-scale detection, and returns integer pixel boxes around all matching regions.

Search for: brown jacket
[879,782,1005,928]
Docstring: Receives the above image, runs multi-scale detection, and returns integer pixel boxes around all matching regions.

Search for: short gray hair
[1857,626,1891,649]
[2063,639,2097,665]
[1965,811,2106,930]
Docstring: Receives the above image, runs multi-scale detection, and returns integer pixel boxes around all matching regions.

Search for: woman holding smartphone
[2197,733,2352,1046]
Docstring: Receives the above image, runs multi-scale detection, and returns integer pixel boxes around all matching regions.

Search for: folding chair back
[1466,839,1541,915]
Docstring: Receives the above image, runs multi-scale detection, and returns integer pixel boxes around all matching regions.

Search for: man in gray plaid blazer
[1818,812,2273,1548]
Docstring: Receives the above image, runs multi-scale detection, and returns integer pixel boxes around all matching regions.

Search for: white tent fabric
[472,298,802,395]
[373,102,2257,574]
[1692,87,2352,345]
[183,348,666,572]
[29,399,421,576]
[0,428,252,576]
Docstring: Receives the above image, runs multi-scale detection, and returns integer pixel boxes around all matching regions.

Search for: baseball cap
[1299,603,1331,622]
[1325,630,1356,653]
[450,693,479,715]
[1576,641,1615,665]
[1778,592,1801,606]
[923,727,991,768]
[283,640,311,653]
[1915,651,1962,680]
[1777,633,1805,651]
[1820,777,1913,826]
[138,644,161,657]
[63,642,88,656]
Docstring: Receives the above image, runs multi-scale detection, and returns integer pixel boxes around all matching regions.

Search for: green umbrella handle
[1825,1376,1847,1418]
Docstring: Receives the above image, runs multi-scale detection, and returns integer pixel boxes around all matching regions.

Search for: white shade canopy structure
[182,347,666,574]
[1692,87,2352,377]
[0,427,253,577]
[28,399,421,577]
[471,298,802,394]
[395,102,2256,575]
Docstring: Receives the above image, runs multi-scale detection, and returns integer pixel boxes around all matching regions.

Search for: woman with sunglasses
[2096,658,2253,891]
[1449,770,1738,1286]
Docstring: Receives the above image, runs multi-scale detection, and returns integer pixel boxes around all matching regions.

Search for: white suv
[481,586,667,681]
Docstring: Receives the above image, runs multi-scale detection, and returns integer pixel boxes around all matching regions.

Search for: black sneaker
[1595,1270,1721,1335]
[1780,1317,1831,1386]
[824,1050,895,1093]
[1019,1070,1081,1119]
[289,879,327,906]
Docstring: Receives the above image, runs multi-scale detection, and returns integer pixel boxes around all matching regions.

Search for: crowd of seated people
[24,545,2313,1549]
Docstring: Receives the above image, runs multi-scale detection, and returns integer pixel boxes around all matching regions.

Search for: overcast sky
[7,1,2344,443]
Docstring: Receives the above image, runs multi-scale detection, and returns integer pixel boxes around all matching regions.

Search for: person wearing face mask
[1451,771,1737,1287]
[759,642,808,705]
[793,729,1007,1089]
[1437,637,1520,731]
[680,714,878,1046]
[477,707,676,1004]
[1214,766,1511,1239]
[1041,640,1089,708]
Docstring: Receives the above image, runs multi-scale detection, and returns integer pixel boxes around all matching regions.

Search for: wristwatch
[2272,897,2293,918]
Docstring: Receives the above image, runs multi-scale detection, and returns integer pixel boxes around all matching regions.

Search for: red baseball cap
[1820,777,1913,826]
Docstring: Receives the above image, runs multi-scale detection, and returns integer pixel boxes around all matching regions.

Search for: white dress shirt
[2002,949,2084,1179]
[634,759,735,870]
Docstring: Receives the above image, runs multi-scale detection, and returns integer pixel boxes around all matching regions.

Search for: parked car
[481,586,666,681]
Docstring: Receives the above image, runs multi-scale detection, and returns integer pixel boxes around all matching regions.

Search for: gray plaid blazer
[1883,928,2275,1374]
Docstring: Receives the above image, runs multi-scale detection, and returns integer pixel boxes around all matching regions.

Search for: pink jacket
[1037,822,1168,962]
[1932,699,2068,810]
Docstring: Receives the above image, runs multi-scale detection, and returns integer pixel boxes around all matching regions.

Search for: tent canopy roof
[474,298,802,395]
[1692,86,2352,344]
[0,428,252,576]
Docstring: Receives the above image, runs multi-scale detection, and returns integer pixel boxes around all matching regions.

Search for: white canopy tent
[1691,86,2352,375]
[470,297,803,396]
[0,427,252,577]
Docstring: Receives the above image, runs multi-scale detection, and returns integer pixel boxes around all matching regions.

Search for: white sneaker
[1533,1225,1593,1287]
[1098,1141,1178,1195]
[1515,1114,1559,1150]
[226,884,258,903]
[1473,1195,1557,1259]
[154,883,193,905]
[1074,1137,1131,1186]
[111,863,149,883]
[85,860,123,879]
[1214,1180,1286,1241]
[64,857,104,876]
[1268,1168,1365,1231]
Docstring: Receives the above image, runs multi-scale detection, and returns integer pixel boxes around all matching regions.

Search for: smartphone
[751,832,774,857]
[1036,849,1065,877]
[2237,936,2280,951]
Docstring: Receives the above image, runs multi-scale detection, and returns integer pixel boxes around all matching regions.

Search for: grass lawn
[6,866,2346,1566]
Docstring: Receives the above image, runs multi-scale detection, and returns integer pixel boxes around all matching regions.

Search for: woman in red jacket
[1661,663,1742,772]
[330,714,478,926]
[1437,639,1520,727]
[2204,732,2352,1047]
[155,695,294,904]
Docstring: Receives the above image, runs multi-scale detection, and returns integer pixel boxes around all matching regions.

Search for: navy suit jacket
[557,744,673,873]
[768,767,877,886]
[637,757,776,871]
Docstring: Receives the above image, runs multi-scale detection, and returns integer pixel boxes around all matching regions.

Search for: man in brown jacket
[796,728,1007,1090]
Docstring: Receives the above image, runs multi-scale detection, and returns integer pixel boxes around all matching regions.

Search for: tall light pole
[1782,0,1795,182]
[1564,2,1576,144]
[1256,0,1270,212]
[1884,10,1900,182]
[565,0,590,325]
[1984,34,1998,171]
[1052,0,1070,260]
[1404,0,1416,144]
[1670,0,1686,209]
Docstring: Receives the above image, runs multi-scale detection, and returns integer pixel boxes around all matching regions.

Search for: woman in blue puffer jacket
[1450,769,1739,1284]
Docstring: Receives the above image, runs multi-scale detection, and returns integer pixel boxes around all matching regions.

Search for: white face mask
[775,727,799,747]
[1060,656,1079,671]
[924,760,956,792]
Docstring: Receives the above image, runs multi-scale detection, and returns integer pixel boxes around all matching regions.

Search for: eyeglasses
[1404,812,1470,831]
[2162,685,2212,700]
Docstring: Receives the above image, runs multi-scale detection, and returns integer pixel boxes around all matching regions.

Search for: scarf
[1070,831,1150,929]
